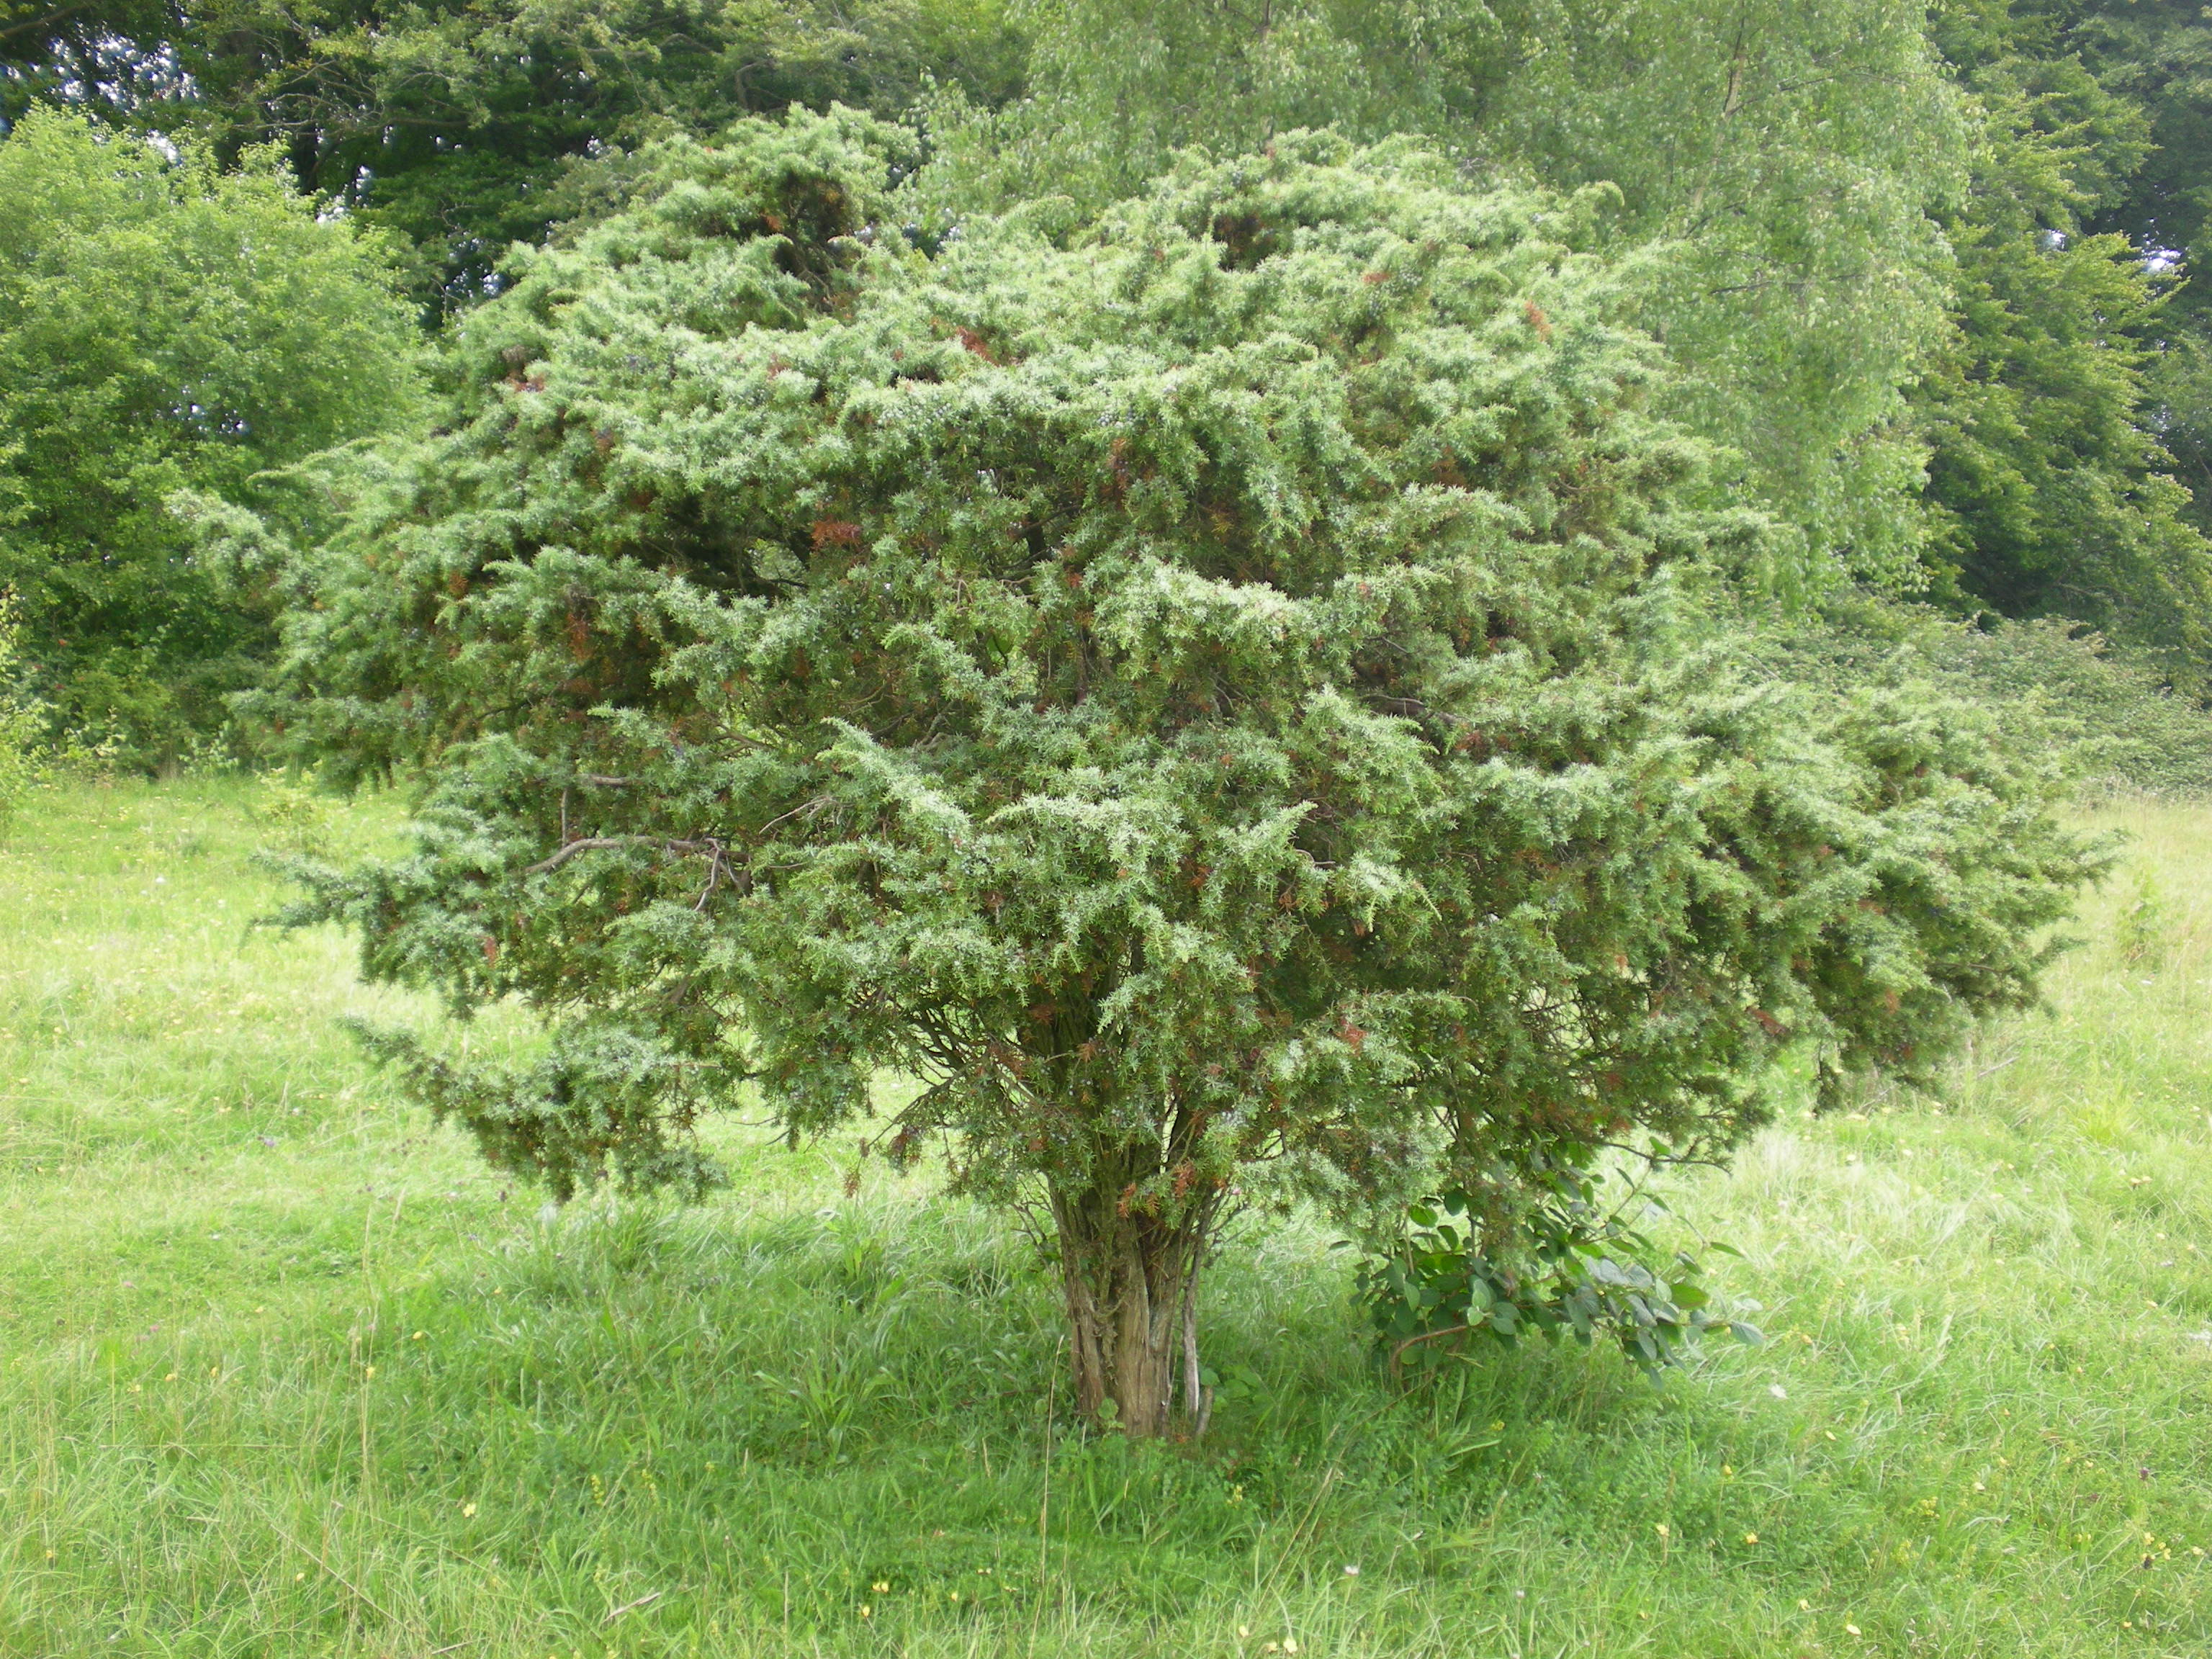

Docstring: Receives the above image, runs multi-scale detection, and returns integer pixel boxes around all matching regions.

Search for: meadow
[1,777,2208,1658]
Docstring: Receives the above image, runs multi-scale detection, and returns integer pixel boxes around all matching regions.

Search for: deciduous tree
[0,109,418,762]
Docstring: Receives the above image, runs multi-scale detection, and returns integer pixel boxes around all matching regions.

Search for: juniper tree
[267,112,2095,1435]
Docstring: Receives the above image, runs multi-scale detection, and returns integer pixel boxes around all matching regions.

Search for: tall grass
[1,780,2207,1656]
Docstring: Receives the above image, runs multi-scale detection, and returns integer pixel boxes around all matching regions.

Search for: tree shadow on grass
[349,1188,1758,1628]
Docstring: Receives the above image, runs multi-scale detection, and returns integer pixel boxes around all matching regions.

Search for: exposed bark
[1050,1166,1218,1438]
[1182,1267,1213,1437]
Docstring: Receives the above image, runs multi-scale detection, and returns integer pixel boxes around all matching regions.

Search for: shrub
[266,113,2099,1434]
[1360,1164,1759,1385]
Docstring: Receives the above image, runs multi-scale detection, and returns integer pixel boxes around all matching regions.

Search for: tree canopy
[921,1,2212,668]
[5,0,1026,312]
[266,112,2097,1431]
[926,1,1972,593]
[1916,58,2212,667]
[13,0,2212,698]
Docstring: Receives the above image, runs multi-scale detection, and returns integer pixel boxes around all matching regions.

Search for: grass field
[1,778,2208,1658]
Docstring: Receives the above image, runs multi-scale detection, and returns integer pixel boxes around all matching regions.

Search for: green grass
[1,779,2208,1658]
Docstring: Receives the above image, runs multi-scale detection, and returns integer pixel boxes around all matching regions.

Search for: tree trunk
[1050,1177,1213,1438]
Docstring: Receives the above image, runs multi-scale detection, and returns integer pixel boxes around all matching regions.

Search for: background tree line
[6,1,2212,763]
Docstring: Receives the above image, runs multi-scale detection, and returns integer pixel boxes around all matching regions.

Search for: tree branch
[1387,1322,1474,1390]
[524,835,721,876]
[0,1,106,45]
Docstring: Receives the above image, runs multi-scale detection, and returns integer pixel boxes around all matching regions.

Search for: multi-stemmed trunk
[1049,1169,1218,1438]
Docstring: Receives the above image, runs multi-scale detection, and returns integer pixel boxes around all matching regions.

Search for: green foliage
[2051,0,2212,300]
[1913,40,2212,674]
[2059,0,2212,547]
[22,0,2212,666]
[927,1,2212,652]
[1761,592,2212,799]
[917,0,1492,210]
[0,109,421,767]
[2149,326,2212,531]
[10,0,1028,313]
[1475,0,1970,593]
[1930,622,2212,799]
[259,112,2098,1431]
[0,589,51,832]
[0,0,170,102]
[925,0,1972,595]
[1361,1161,1761,1383]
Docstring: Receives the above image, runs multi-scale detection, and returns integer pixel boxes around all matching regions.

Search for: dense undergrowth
[1,778,2209,1656]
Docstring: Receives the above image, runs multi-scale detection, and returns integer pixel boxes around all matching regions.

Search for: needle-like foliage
[266,112,2098,1434]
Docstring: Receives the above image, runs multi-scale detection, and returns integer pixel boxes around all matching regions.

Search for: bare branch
[756,793,837,835]
[524,835,720,876]
[1387,1322,1474,1390]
